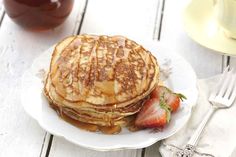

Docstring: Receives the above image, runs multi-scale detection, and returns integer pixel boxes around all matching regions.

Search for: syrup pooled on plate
[3,0,74,31]
[50,103,125,134]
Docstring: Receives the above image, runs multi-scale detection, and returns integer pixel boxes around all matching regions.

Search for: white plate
[21,41,198,151]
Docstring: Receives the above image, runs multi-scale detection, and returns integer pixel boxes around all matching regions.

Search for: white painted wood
[230,57,236,68]
[0,0,86,156]
[144,143,162,157]
[0,47,46,156]
[80,0,160,41]
[159,0,222,78]
[153,0,164,40]
[0,0,4,24]
[222,55,231,70]
[49,137,142,157]
[40,133,52,157]
[0,0,226,156]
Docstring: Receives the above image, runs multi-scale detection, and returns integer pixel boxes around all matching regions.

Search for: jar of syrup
[3,0,74,31]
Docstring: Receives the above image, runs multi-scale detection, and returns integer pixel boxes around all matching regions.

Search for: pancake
[44,35,159,134]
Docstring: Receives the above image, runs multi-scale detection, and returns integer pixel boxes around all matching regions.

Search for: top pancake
[48,35,159,106]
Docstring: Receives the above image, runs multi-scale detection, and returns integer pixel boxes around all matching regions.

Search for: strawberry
[135,98,171,128]
[150,86,186,112]
[150,86,171,101]
[166,93,186,112]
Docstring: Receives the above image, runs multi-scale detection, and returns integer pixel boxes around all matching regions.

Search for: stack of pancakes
[44,35,159,133]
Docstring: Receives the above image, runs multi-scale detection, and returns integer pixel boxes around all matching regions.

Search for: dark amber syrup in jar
[3,0,74,31]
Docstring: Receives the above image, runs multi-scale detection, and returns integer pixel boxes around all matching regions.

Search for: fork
[175,67,236,157]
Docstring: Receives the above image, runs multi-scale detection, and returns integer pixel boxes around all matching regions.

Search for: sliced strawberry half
[150,86,186,112]
[135,98,171,128]
[150,85,172,101]
[166,93,186,112]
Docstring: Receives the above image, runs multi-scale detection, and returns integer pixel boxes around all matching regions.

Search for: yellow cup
[216,0,236,39]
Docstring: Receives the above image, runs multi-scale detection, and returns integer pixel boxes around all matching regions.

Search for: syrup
[49,103,140,134]
[99,125,121,134]
[61,111,100,132]
[61,111,123,134]
[3,0,74,31]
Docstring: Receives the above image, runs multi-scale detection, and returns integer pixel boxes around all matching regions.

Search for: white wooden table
[0,0,235,157]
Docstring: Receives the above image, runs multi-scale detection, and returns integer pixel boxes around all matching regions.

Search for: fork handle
[187,106,216,146]
[175,107,217,157]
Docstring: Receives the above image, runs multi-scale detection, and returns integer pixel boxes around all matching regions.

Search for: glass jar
[3,0,74,31]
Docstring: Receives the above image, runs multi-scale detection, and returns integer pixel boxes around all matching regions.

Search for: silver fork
[175,67,236,157]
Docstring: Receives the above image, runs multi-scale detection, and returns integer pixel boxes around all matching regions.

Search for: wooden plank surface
[49,138,142,157]
[0,0,86,156]
[230,57,236,68]
[80,0,160,41]
[0,0,4,26]
[158,0,222,78]
[0,0,231,156]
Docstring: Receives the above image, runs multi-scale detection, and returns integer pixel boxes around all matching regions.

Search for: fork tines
[210,67,236,107]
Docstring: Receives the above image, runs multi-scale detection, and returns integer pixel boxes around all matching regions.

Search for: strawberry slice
[150,86,171,101]
[135,98,170,128]
[150,86,186,112]
[166,93,186,112]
